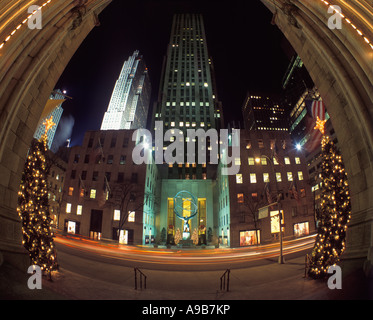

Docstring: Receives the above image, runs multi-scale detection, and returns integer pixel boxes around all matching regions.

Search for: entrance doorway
[90,210,103,240]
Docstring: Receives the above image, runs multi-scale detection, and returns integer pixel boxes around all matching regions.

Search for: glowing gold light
[314,117,327,135]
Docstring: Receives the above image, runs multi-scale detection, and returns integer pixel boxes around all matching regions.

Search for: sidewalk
[1,255,339,300]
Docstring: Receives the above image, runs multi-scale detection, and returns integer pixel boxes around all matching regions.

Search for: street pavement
[0,235,371,301]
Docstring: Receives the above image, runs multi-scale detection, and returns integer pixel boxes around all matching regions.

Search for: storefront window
[294,222,309,237]
[240,230,260,246]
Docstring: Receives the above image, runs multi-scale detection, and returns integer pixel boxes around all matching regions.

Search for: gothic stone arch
[0,0,372,279]
[260,0,373,275]
[0,0,112,268]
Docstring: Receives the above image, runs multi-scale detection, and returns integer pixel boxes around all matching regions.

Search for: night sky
[55,0,293,149]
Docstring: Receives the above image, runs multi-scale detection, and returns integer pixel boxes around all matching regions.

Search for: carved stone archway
[0,0,112,268]
[260,0,373,275]
[0,1,372,281]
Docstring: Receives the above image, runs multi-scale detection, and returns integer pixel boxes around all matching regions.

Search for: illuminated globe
[173,190,198,222]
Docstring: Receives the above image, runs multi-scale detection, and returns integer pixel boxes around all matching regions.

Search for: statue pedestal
[182,231,190,240]
[179,240,194,247]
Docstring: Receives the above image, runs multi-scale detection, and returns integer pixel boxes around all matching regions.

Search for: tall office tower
[153,14,223,179]
[242,93,288,131]
[101,50,151,130]
[34,89,65,150]
[154,14,223,134]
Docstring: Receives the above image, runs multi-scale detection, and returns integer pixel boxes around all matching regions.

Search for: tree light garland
[17,126,58,273]
[320,0,373,50]
[308,120,351,279]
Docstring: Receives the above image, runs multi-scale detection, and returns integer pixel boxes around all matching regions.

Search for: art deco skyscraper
[153,14,223,179]
[101,50,151,130]
[154,14,223,134]
[34,89,65,150]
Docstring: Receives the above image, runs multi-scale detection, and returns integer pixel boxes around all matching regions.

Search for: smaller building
[34,89,66,150]
[219,129,316,247]
[242,94,288,132]
[59,129,158,245]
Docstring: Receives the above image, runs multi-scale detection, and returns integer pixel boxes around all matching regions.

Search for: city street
[1,233,369,300]
[38,234,333,300]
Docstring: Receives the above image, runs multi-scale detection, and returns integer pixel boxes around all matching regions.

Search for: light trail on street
[54,233,316,269]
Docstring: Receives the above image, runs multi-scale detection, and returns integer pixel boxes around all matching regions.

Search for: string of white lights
[320,0,373,50]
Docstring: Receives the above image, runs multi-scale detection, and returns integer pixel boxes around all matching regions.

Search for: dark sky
[55,0,293,148]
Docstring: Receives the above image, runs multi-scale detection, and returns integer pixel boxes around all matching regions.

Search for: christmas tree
[308,117,351,279]
[17,116,58,273]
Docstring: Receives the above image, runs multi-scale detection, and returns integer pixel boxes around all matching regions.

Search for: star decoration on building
[43,116,56,135]
[314,116,327,135]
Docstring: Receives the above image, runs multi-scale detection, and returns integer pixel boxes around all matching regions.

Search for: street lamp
[255,155,285,264]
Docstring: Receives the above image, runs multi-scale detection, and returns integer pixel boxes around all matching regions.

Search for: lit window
[298,171,304,181]
[66,203,71,213]
[276,172,282,182]
[258,139,264,148]
[263,173,269,183]
[295,157,301,164]
[235,158,241,166]
[248,157,255,165]
[236,174,243,184]
[204,82,208,87]
[250,173,257,183]
[90,189,96,199]
[114,209,120,221]
[77,205,82,215]
[284,157,290,165]
[261,157,267,165]
[287,172,293,181]
[68,187,74,196]
[237,193,244,203]
[128,211,135,222]
[273,157,279,165]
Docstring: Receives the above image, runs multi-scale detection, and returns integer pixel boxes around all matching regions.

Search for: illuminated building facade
[151,14,224,246]
[101,50,151,130]
[33,89,65,150]
[59,130,159,245]
[242,93,289,132]
[220,130,316,247]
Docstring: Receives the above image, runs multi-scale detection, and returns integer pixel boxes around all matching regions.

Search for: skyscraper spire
[101,50,151,130]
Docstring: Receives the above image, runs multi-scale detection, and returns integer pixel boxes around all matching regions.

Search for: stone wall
[261,0,373,274]
[0,0,112,269]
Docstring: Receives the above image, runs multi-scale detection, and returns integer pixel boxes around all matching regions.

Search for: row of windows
[245,139,287,150]
[87,136,130,149]
[240,156,301,166]
[73,154,128,166]
[235,171,304,184]
[69,170,138,185]
[66,203,136,222]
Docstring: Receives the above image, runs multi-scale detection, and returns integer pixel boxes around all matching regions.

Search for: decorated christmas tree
[308,117,351,279]
[17,116,58,274]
